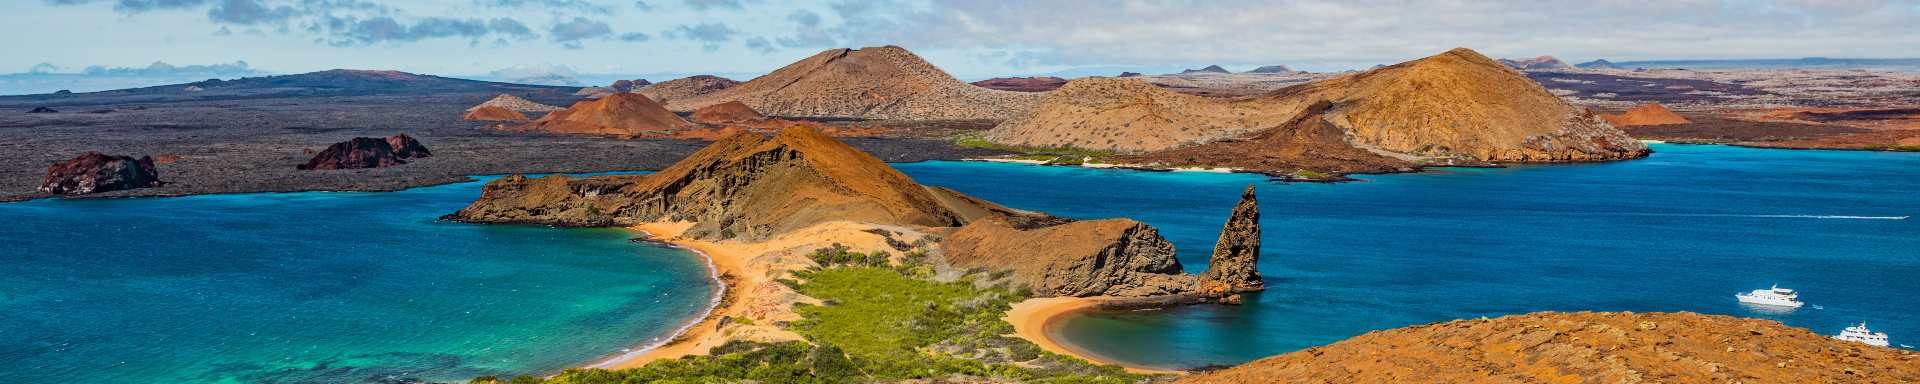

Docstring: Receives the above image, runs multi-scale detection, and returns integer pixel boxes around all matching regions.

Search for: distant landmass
[1604,57,1920,71]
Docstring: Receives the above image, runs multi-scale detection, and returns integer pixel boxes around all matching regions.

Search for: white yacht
[1735,285,1804,308]
[1833,322,1891,347]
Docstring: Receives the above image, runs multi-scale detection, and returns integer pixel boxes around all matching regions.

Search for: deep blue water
[896,144,1920,370]
[0,175,716,384]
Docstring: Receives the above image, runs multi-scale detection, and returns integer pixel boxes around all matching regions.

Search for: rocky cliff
[666,46,1042,120]
[989,48,1647,170]
[942,217,1195,297]
[1180,311,1919,383]
[446,126,1011,240]
[39,152,163,195]
[1196,185,1262,294]
[513,93,696,137]
[297,134,431,170]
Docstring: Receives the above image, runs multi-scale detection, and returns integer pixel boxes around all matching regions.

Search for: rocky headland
[39,152,163,195]
[297,134,431,170]
[1181,311,1920,383]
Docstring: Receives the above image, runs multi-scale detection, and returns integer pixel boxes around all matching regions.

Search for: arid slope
[1181,312,1919,383]
[513,93,695,137]
[667,46,1042,120]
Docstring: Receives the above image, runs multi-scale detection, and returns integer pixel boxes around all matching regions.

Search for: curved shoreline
[1005,297,1185,375]
[582,228,729,370]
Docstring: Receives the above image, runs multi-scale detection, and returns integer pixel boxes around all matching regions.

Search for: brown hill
[1180,311,1919,383]
[446,126,1012,240]
[992,47,1647,169]
[462,105,528,121]
[666,46,1043,120]
[467,93,561,112]
[989,78,1293,152]
[513,93,695,137]
[1603,103,1692,127]
[636,75,740,104]
[690,101,766,124]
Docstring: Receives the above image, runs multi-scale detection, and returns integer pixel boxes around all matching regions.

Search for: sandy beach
[593,222,757,370]
[1005,297,1185,375]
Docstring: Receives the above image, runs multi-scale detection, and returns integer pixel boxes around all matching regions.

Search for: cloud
[664,22,737,51]
[619,32,652,42]
[486,63,580,85]
[787,9,821,27]
[47,60,262,77]
[206,0,297,25]
[743,36,774,53]
[548,17,612,48]
[683,0,744,11]
[322,15,537,46]
[473,0,611,13]
[632,0,652,11]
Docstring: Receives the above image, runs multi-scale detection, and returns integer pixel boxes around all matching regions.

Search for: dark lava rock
[1198,185,1263,294]
[28,107,57,113]
[298,134,432,170]
[39,152,164,195]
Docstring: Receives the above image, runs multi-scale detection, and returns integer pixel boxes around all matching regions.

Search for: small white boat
[1735,285,1804,308]
[1833,322,1891,347]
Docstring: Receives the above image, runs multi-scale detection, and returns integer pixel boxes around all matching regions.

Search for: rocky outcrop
[970,76,1068,92]
[943,218,1195,297]
[636,75,740,104]
[1195,185,1262,294]
[39,152,163,195]
[463,105,529,121]
[690,101,766,124]
[513,93,696,137]
[1602,103,1691,127]
[1499,55,1574,71]
[1180,311,1920,383]
[610,79,648,93]
[665,46,1043,120]
[467,94,561,113]
[446,126,1015,240]
[297,134,431,170]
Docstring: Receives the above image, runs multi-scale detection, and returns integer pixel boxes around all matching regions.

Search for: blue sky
[6,0,1920,83]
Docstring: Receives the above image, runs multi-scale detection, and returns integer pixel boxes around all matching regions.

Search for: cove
[0,174,716,383]
[895,144,1920,370]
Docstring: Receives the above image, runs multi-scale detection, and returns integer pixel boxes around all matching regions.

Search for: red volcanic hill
[514,93,695,136]
[690,101,767,124]
[1602,103,1692,127]
[463,106,529,121]
[666,46,1042,120]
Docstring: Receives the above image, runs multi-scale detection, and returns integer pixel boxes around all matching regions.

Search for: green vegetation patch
[481,251,1149,384]
[954,132,1116,161]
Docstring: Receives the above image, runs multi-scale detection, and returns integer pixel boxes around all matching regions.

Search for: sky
[5,0,1920,87]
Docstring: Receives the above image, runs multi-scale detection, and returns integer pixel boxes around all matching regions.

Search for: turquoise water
[0,175,716,383]
[895,144,1920,370]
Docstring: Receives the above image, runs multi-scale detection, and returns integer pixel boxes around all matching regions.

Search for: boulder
[298,134,431,170]
[39,152,163,195]
[1196,185,1263,294]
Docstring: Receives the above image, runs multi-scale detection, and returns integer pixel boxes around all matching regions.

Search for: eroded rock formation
[39,152,163,195]
[943,218,1194,297]
[446,126,1014,240]
[1196,185,1262,294]
[298,134,431,170]
[1180,312,1920,383]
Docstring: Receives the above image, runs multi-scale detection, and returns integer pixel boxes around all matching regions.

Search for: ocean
[895,144,1920,369]
[0,175,716,383]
